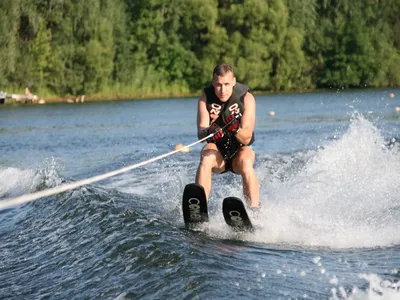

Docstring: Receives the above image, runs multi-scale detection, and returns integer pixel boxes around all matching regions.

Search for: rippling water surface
[1,89,400,299]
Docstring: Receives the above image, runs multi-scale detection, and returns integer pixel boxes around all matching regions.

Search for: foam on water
[106,114,400,249]
[251,115,400,248]
[305,255,400,300]
[0,168,39,199]
[330,273,400,300]
[0,158,63,200]
[7,114,398,250]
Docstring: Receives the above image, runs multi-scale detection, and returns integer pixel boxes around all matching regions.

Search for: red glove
[206,123,223,143]
[224,114,241,134]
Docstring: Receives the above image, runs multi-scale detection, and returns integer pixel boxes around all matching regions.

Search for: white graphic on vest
[228,103,240,115]
[229,210,244,227]
[210,103,222,115]
[188,198,202,221]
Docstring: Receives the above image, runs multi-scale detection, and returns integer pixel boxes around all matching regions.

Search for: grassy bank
[3,80,318,104]
[2,82,201,104]
[6,83,393,105]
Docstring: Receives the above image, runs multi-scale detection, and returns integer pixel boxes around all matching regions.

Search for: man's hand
[224,114,241,135]
[206,123,223,143]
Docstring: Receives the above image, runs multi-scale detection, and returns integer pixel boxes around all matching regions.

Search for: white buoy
[269,111,275,116]
[389,93,395,98]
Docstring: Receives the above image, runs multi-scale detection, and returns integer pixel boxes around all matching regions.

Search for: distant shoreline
[1,87,398,105]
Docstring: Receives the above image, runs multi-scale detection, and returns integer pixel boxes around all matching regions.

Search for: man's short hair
[213,63,234,77]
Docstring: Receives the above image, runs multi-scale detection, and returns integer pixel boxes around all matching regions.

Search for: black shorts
[222,157,236,173]
[215,133,242,174]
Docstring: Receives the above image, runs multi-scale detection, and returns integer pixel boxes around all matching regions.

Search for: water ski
[222,197,254,232]
[182,183,209,227]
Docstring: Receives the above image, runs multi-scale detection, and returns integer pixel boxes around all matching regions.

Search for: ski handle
[204,112,242,140]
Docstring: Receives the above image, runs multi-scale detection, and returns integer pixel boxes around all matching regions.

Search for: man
[196,63,260,208]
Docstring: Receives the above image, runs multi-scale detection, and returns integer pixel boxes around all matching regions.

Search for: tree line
[0,0,399,98]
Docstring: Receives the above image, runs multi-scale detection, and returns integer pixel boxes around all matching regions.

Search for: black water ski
[222,197,254,232]
[182,183,208,227]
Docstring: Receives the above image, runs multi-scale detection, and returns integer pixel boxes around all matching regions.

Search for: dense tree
[312,0,400,88]
[0,0,399,97]
[0,0,20,88]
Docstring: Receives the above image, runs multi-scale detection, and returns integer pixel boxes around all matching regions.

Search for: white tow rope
[0,134,213,210]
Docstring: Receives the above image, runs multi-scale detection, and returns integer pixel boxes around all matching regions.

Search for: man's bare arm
[197,93,210,139]
[235,92,255,145]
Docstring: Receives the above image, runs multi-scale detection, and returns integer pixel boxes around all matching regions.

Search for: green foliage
[0,0,21,86]
[312,0,400,88]
[0,0,399,97]
[28,20,52,89]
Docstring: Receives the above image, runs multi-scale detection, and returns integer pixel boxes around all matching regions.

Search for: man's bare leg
[195,143,225,200]
[242,167,260,207]
[232,147,260,207]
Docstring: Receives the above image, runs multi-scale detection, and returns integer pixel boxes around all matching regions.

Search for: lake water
[1,89,400,299]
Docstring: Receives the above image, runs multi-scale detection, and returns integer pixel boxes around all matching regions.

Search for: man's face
[212,72,236,102]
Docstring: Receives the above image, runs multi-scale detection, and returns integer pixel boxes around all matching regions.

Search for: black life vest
[203,83,255,160]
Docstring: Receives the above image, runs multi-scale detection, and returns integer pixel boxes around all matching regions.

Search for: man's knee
[199,149,218,168]
[233,151,255,175]
[199,155,216,169]
[236,159,254,175]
